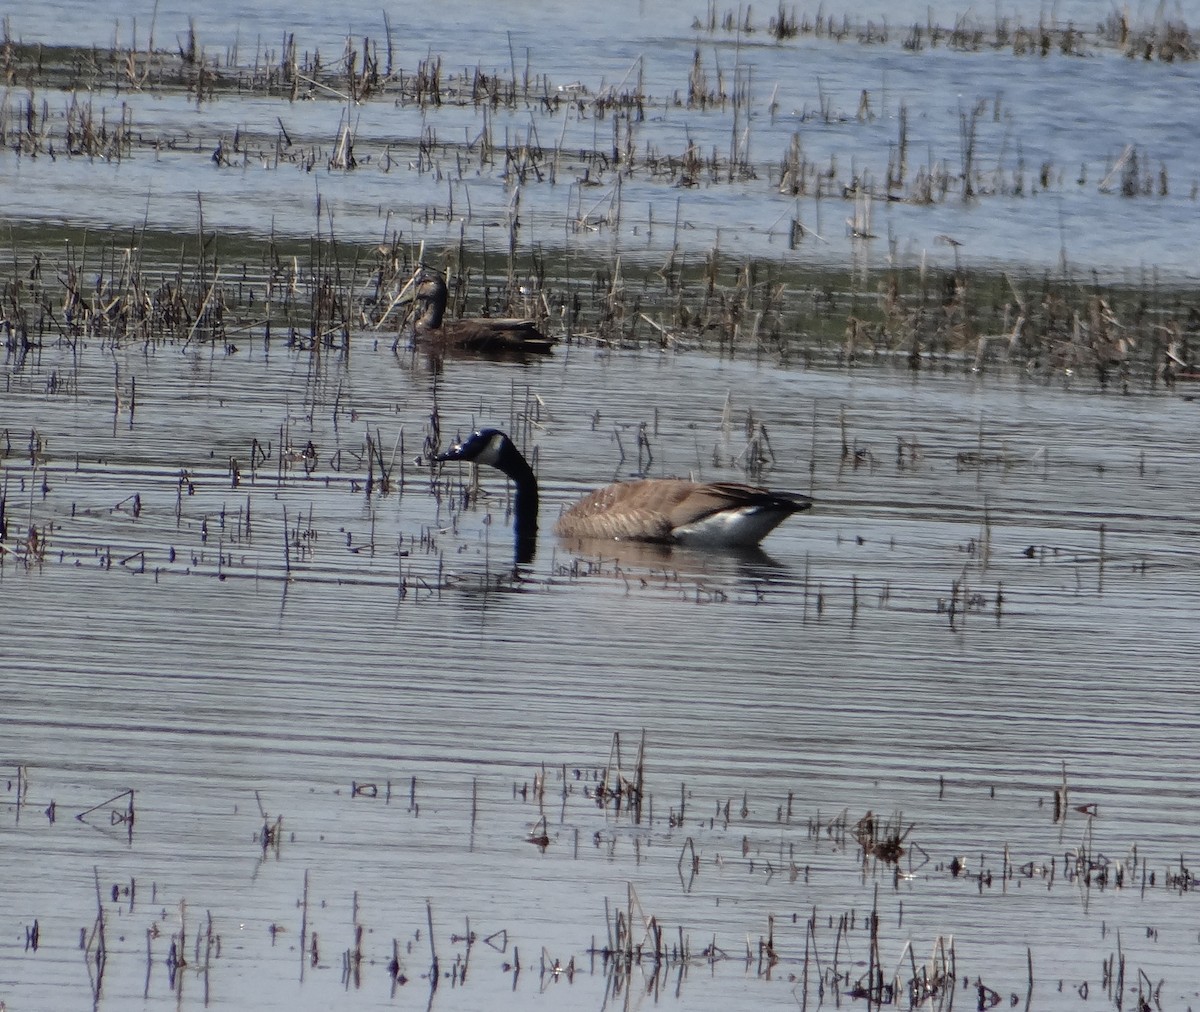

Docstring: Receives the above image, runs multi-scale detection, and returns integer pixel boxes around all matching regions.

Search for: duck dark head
[399,269,449,330]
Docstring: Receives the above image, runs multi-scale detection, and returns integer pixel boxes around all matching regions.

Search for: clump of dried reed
[3,221,1199,391]
[853,809,912,864]
[698,3,1195,63]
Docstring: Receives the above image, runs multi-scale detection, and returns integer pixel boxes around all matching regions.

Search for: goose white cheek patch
[476,435,508,467]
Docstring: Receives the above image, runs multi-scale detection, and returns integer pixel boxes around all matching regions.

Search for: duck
[396,269,555,356]
[435,428,812,559]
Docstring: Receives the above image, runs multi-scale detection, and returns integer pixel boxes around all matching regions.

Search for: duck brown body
[401,270,555,356]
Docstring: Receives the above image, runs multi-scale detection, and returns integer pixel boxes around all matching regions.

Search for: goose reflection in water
[435,428,813,566]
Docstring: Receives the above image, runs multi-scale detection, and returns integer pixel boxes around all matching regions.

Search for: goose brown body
[399,270,555,356]
[554,478,809,545]
[436,429,812,557]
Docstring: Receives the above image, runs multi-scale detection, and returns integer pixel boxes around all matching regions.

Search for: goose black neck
[494,437,538,564]
[498,441,539,548]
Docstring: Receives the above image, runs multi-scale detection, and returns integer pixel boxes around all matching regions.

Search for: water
[4,2,1200,1009]
[3,1,1200,278]
[5,332,1200,1009]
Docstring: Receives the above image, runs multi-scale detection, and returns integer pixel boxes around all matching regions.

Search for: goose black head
[435,428,511,468]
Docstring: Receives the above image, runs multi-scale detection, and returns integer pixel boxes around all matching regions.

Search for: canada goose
[397,269,555,356]
[436,429,813,556]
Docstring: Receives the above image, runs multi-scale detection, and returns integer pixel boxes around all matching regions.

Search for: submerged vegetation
[4,743,1190,1009]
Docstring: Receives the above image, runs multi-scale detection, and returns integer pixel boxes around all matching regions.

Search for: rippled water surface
[4,1,1200,1009]
[5,331,1200,1010]
[4,0,1200,276]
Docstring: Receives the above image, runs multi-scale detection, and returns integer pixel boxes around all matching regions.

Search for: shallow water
[5,329,1200,1009]
[4,2,1200,1009]
[3,1,1200,280]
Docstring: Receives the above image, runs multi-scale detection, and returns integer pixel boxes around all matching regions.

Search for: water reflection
[556,535,795,585]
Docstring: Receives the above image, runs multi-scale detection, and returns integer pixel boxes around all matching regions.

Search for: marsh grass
[0,17,1190,208]
[1,10,1198,385]
[2,221,1195,389]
